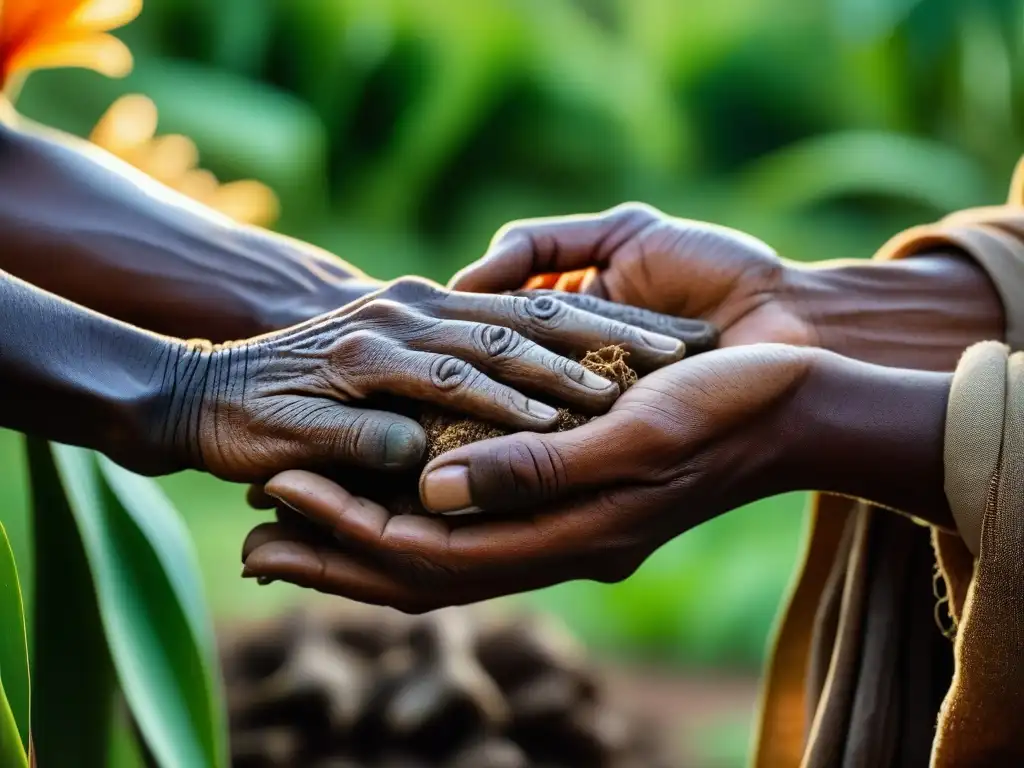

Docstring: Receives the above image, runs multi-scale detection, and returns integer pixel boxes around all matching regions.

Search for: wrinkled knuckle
[382,277,444,305]
[523,295,567,325]
[494,220,531,247]
[610,201,661,224]
[429,356,478,392]
[474,324,523,359]
[487,436,567,502]
[350,298,410,325]
[341,411,387,459]
[336,329,387,360]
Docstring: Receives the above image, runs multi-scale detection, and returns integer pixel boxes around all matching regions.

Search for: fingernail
[242,563,277,585]
[643,333,685,354]
[580,369,615,390]
[384,424,425,467]
[440,506,483,517]
[267,492,301,515]
[421,465,472,513]
[526,400,558,420]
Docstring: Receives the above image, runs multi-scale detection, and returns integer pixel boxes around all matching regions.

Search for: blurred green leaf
[122,57,330,229]
[107,701,147,768]
[15,0,1024,683]
[735,131,992,215]
[208,0,278,75]
[28,437,115,768]
[0,677,26,768]
[33,443,227,768]
[0,522,28,768]
[0,521,28,755]
[833,0,927,42]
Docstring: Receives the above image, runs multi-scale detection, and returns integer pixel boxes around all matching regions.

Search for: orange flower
[522,267,599,293]
[0,0,142,92]
[90,94,280,227]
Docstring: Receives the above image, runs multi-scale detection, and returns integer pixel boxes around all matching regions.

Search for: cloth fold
[754,160,1024,767]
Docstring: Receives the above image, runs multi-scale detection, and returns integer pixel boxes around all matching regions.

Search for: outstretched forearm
[0,267,185,471]
[772,350,953,527]
[785,253,1003,372]
[0,120,377,342]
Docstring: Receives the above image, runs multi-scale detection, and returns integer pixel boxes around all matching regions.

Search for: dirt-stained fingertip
[383,422,427,468]
[642,334,686,358]
[525,399,558,420]
[578,367,616,391]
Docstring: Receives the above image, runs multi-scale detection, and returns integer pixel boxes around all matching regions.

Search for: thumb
[417,412,644,515]
[448,205,656,294]
[278,402,427,472]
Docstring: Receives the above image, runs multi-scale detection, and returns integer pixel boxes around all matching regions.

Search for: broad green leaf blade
[95,453,227,766]
[27,437,115,768]
[0,521,29,753]
[46,443,227,768]
[107,698,147,768]
[0,675,27,768]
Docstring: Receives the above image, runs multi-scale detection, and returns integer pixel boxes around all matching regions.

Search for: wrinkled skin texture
[0,124,720,485]
[451,203,807,348]
[240,345,952,612]
[240,345,813,609]
[0,256,711,482]
[242,202,995,610]
[451,203,1003,372]
[171,278,704,482]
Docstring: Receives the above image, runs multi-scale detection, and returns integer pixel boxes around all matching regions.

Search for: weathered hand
[161,277,702,482]
[238,345,953,611]
[450,204,810,347]
[450,203,1004,371]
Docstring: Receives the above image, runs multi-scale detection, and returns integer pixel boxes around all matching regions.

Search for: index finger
[448,204,659,294]
[437,291,685,371]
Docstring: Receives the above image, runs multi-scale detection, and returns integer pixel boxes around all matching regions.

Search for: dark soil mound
[221,606,673,768]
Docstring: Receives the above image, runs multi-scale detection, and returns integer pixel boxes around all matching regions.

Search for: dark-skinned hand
[162,277,715,481]
[450,203,1003,371]
[0,264,719,482]
[239,345,953,612]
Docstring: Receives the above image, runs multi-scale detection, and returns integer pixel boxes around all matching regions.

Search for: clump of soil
[374,346,637,515]
[220,605,674,768]
[419,345,637,463]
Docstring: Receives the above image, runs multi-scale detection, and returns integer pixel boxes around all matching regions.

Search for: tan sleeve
[933,340,1024,765]
[943,341,1008,557]
[874,157,1024,350]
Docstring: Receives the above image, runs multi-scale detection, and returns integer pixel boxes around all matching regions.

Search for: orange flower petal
[0,1,83,50]
[89,93,158,154]
[71,0,143,32]
[171,169,220,204]
[554,271,581,293]
[7,31,132,78]
[208,180,280,228]
[0,95,16,124]
[522,274,560,290]
[554,267,598,293]
[131,134,200,184]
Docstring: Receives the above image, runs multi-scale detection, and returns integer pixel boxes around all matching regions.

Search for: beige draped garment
[754,158,1024,767]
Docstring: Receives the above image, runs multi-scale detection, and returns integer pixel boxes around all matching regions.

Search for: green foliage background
[2,0,1023,759]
